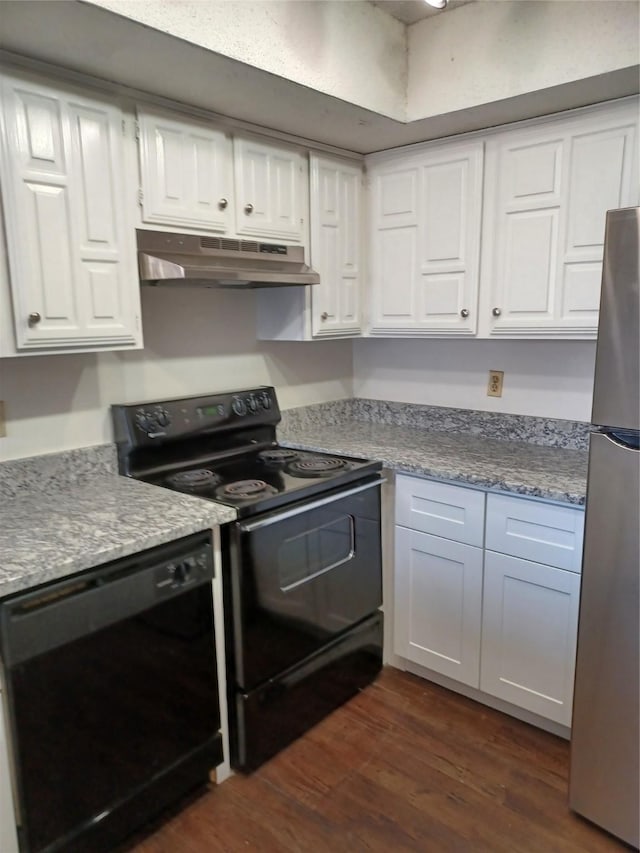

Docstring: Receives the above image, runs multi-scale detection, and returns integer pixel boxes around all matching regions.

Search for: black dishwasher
[0,531,223,853]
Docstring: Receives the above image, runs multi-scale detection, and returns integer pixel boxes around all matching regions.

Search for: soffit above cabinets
[0,1,637,156]
[370,0,474,26]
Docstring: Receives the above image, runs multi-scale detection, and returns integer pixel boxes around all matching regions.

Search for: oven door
[228,477,383,691]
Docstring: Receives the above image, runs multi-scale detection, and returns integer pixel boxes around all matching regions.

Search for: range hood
[137,229,320,288]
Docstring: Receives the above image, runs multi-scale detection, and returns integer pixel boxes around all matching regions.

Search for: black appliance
[112,386,384,771]
[0,532,222,853]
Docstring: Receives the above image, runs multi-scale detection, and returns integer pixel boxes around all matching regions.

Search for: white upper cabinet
[233,136,306,243]
[480,100,638,338]
[368,139,484,336]
[137,108,233,233]
[136,113,306,245]
[310,154,362,337]
[0,71,142,352]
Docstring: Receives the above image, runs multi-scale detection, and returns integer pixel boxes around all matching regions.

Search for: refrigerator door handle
[606,430,640,451]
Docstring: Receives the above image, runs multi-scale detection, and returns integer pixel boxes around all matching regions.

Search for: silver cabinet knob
[460,308,470,318]
[218,198,228,210]
[244,203,254,215]
[28,312,41,326]
[320,311,329,321]
[492,307,502,317]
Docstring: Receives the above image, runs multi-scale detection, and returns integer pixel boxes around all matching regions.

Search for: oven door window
[233,483,382,690]
[278,514,355,591]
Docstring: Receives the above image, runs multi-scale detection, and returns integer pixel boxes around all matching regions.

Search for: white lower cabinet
[0,691,19,853]
[394,527,483,687]
[393,473,584,729]
[480,551,580,726]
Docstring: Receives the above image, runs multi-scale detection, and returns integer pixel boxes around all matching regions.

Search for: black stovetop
[145,445,381,518]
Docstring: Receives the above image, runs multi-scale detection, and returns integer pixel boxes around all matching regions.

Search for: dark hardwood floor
[131,667,628,853]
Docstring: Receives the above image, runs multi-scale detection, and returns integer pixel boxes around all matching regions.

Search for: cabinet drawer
[486,493,584,572]
[396,475,485,546]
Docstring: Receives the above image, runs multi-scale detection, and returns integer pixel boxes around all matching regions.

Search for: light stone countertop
[279,420,588,506]
[0,475,236,599]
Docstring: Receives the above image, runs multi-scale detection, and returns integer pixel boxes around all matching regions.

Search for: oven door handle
[237,477,385,533]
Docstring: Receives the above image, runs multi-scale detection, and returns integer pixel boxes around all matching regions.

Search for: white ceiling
[370,0,475,26]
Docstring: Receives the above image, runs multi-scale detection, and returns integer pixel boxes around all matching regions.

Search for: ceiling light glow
[424,0,449,9]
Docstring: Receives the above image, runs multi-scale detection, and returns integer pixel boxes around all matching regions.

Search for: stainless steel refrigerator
[569,206,640,847]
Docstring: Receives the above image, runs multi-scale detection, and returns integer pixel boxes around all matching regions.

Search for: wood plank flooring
[129,667,629,853]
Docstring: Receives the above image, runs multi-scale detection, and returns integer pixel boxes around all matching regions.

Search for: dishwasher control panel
[154,543,213,593]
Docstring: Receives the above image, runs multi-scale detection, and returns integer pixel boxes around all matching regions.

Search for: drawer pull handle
[244,203,254,215]
[460,308,470,319]
[28,312,42,326]
[492,307,502,317]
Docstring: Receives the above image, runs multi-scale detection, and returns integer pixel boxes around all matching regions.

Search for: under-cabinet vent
[200,236,260,253]
[136,229,316,287]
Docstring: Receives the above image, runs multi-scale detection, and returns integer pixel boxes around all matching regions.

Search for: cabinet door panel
[369,142,482,335]
[379,227,417,321]
[0,73,141,350]
[25,182,78,333]
[394,527,483,687]
[485,100,638,338]
[0,699,19,853]
[378,167,419,228]
[234,137,304,241]
[500,208,559,321]
[566,129,629,255]
[72,105,117,246]
[503,139,562,207]
[422,161,464,262]
[310,155,361,336]
[481,551,580,725]
[138,109,232,232]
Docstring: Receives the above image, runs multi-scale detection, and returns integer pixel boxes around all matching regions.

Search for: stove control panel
[112,386,280,447]
[134,406,172,436]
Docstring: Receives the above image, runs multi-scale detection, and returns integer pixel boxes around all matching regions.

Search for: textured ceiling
[370,0,475,26]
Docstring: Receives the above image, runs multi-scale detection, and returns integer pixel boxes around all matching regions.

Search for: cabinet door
[394,526,483,687]
[480,551,580,725]
[369,140,483,336]
[137,108,233,232]
[561,121,638,328]
[310,154,362,337]
[0,73,141,351]
[483,100,638,338]
[234,137,305,242]
[0,696,19,853]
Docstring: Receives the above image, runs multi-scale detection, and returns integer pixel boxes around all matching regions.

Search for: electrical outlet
[487,370,504,398]
[0,401,6,437]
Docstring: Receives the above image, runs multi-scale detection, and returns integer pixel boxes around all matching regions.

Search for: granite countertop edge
[0,476,237,600]
[279,422,588,507]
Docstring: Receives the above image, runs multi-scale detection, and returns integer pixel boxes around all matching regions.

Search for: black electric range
[111,386,381,517]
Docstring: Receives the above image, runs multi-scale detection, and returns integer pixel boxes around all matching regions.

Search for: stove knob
[232,396,247,417]
[247,395,258,414]
[134,410,153,433]
[155,407,171,428]
[259,391,272,410]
